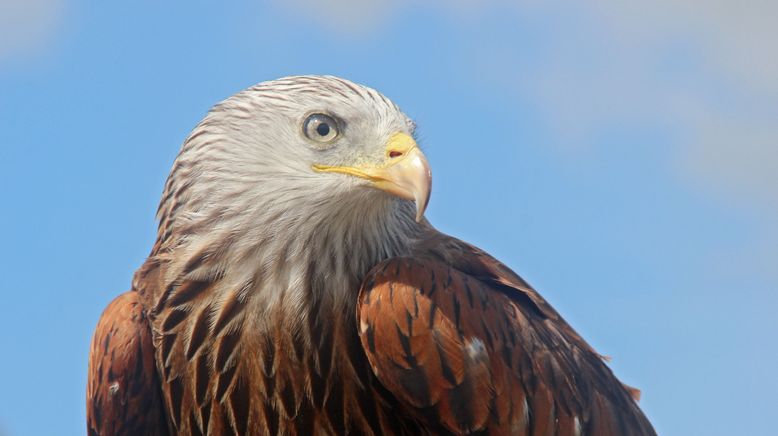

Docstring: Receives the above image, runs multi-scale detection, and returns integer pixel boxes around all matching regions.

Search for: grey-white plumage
[150,76,424,336]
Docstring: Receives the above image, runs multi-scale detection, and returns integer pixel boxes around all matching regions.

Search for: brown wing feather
[87,291,170,436]
[357,252,656,436]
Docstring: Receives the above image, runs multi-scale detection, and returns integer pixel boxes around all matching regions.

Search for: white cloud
[0,0,62,63]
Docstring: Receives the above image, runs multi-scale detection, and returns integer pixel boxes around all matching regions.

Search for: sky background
[1,1,776,435]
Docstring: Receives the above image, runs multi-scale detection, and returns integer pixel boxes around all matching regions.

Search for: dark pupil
[316,122,330,137]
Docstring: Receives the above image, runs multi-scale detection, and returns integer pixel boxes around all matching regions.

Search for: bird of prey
[87,75,656,435]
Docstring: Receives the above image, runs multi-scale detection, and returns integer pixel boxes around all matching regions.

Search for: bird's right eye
[303,113,340,144]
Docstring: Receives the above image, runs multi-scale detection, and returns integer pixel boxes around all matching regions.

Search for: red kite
[88,76,655,435]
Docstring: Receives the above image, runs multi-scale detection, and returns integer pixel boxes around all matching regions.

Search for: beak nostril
[389,150,403,158]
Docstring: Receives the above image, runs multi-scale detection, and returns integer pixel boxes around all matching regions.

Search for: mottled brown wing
[357,254,656,435]
[87,291,170,436]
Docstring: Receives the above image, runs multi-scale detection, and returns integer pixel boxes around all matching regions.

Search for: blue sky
[1,1,776,435]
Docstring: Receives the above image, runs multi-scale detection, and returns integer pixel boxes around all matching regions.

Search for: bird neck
[161,187,424,331]
[251,190,422,319]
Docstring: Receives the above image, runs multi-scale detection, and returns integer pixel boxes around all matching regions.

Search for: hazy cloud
[272,0,778,284]
[276,0,400,36]
[277,0,778,215]
[274,0,510,35]
[594,0,778,97]
[0,0,62,63]
[524,1,778,211]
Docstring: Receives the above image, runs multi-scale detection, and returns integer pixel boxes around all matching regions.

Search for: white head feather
[155,75,427,320]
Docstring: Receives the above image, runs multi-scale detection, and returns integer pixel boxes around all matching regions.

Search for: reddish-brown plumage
[89,255,425,436]
[357,252,656,435]
[86,292,169,436]
[87,238,656,435]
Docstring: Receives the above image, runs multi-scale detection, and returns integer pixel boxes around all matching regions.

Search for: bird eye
[303,113,339,144]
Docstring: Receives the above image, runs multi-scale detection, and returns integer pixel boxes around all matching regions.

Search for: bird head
[158,76,431,255]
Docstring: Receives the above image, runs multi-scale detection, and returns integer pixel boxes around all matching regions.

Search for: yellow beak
[312,132,432,222]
